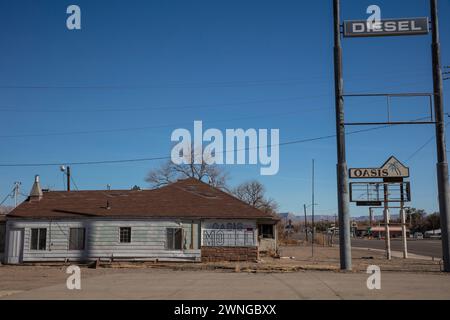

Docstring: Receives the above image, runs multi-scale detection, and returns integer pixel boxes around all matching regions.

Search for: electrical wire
[406,122,450,162]
[0,192,12,206]
[0,95,329,113]
[0,117,429,168]
[0,79,434,114]
[0,107,328,139]
[0,68,430,91]
[0,83,435,139]
[70,176,79,191]
[0,187,15,206]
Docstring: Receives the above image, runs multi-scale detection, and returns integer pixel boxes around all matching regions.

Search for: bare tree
[146,147,229,190]
[232,180,278,214]
[0,206,13,215]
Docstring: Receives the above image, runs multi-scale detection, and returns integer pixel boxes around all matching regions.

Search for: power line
[70,176,79,191]
[0,118,427,168]
[0,95,329,113]
[0,107,328,139]
[0,187,15,206]
[0,85,436,139]
[406,122,450,162]
[0,69,430,91]
[0,74,433,114]
[0,155,171,167]
[0,192,12,206]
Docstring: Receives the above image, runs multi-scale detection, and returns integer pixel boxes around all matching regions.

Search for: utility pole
[333,0,352,271]
[66,166,71,191]
[431,0,450,272]
[13,182,21,208]
[312,159,315,258]
[303,204,308,242]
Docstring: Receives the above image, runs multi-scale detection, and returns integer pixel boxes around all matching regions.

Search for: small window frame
[119,227,132,243]
[30,228,47,251]
[166,227,183,250]
[69,228,86,250]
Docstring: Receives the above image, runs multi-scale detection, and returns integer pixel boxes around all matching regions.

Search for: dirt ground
[276,244,443,273]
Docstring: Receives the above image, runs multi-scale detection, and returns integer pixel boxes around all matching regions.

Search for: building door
[6,228,24,264]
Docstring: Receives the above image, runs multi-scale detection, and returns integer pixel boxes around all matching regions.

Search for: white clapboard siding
[6,218,202,262]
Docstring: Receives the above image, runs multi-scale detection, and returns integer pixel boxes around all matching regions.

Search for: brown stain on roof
[8,178,278,220]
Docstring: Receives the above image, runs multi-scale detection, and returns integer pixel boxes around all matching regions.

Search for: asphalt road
[295,232,443,258]
[350,238,442,258]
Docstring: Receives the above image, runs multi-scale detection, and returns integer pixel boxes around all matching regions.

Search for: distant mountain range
[278,212,399,223]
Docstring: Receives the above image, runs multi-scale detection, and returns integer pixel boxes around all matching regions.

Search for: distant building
[369,225,410,238]
[425,229,441,238]
[3,176,279,264]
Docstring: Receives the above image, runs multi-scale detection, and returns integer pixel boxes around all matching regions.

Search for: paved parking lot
[1,266,450,300]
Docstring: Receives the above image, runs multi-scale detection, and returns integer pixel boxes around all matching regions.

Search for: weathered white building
[3,176,278,264]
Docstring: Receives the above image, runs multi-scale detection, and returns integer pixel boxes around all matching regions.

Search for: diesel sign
[344,18,429,38]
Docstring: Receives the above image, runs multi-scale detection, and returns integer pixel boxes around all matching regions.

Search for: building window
[258,224,274,239]
[119,227,131,243]
[30,228,47,250]
[166,228,183,250]
[69,228,85,250]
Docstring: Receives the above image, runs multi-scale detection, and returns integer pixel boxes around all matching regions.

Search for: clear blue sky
[0,0,449,218]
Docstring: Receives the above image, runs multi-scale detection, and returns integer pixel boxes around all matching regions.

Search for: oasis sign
[349,156,409,179]
[343,18,429,38]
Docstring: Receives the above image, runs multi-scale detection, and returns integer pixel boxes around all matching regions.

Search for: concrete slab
[2,269,450,300]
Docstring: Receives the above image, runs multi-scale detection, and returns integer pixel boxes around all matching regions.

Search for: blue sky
[0,0,449,218]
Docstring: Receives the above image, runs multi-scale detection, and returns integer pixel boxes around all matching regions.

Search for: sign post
[334,0,450,271]
[400,183,408,259]
[349,156,411,260]
[333,0,352,271]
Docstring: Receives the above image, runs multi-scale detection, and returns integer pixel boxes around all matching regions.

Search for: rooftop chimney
[29,175,43,201]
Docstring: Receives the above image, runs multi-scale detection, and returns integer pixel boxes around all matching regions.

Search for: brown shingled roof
[8,178,278,220]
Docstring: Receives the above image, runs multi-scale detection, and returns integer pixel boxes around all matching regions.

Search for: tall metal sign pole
[333,0,352,271]
[431,0,450,272]
[312,159,315,257]
[383,184,391,260]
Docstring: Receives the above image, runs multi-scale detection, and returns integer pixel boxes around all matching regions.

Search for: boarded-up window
[119,227,131,243]
[30,228,47,250]
[258,224,274,239]
[69,228,85,250]
[166,228,182,250]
